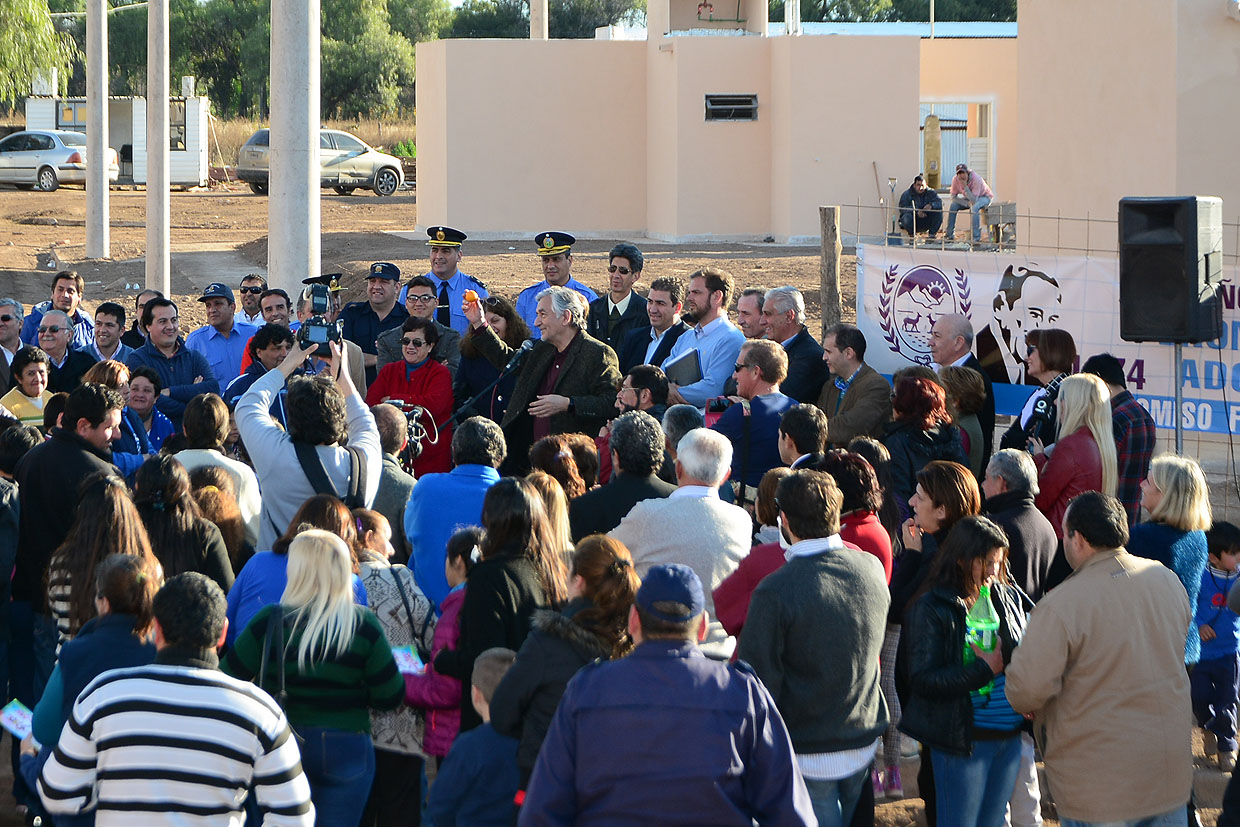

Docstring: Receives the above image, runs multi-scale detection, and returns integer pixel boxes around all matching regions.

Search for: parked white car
[0,130,120,191]
[237,128,405,196]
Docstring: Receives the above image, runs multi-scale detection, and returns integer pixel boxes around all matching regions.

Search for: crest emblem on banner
[879,264,972,365]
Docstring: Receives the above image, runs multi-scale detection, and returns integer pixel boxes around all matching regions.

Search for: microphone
[504,339,536,372]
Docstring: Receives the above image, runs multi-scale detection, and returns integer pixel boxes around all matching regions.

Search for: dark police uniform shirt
[340,300,410,384]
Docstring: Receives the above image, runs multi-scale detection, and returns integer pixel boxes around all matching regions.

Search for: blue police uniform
[397,269,488,336]
[340,301,409,385]
[515,278,598,339]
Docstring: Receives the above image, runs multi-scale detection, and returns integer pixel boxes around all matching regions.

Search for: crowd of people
[0,224,1232,827]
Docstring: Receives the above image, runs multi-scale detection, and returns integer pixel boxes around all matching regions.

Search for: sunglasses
[401,338,428,348]
[239,286,265,295]
[733,363,753,373]
[407,294,436,303]
[607,265,632,275]
[0,315,15,323]
[1026,344,1038,356]
[38,326,64,334]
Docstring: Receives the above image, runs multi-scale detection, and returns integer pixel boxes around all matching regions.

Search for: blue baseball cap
[198,282,234,303]
[636,564,704,623]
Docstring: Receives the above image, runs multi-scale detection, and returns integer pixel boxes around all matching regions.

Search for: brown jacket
[1005,549,1192,823]
[473,324,621,470]
[816,363,891,445]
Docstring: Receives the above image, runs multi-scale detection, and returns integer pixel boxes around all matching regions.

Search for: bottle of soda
[963,584,1000,695]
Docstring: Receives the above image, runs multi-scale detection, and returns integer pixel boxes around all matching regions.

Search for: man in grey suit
[0,298,23,392]
[370,403,417,563]
[377,275,461,377]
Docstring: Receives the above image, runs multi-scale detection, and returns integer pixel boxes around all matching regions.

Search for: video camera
[296,283,341,357]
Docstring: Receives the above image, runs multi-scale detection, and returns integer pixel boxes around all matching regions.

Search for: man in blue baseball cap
[184,282,258,382]
[519,563,815,825]
[340,262,409,385]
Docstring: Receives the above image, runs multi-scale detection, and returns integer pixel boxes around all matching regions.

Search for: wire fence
[838,201,1240,265]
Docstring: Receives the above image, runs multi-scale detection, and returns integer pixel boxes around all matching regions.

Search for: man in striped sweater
[38,573,315,826]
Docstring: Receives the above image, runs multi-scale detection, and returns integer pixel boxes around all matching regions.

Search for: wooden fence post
[820,205,842,337]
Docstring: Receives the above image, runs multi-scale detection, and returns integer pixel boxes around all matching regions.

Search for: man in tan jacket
[816,324,891,446]
[1006,491,1192,826]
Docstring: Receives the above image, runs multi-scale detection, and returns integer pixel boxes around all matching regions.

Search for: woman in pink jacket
[404,527,480,763]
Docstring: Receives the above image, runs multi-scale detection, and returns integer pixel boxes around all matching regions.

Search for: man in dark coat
[929,312,996,461]
[898,174,943,238]
[12,384,122,718]
[982,448,1058,602]
[586,243,649,352]
[760,286,828,404]
[616,276,688,374]
[465,286,621,474]
[817,324,892,446]
[571,410,675,541]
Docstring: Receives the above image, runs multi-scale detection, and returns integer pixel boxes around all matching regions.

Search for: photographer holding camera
[236,339,381,549]
[295,284,367,394]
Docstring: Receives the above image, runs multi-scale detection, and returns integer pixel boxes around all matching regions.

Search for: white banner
[856,244,1240,434]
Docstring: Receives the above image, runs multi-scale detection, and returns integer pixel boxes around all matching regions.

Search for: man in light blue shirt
[665,268,746,409]
[397,226,489,336]
[184,283,258,383]
[515,231,598,338]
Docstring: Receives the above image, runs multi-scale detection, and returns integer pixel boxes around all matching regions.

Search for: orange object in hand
[464,290,479,303]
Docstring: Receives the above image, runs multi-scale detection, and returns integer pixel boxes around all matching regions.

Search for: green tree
[550,0,643,37]
[886,0,1015,21]
[388,0,454,44]
[768,0,891,21]
[321,17,416,117]
[448,0,528,38]
[0,0,77,106]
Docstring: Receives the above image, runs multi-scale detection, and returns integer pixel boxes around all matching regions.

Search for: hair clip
[469,545,482,563]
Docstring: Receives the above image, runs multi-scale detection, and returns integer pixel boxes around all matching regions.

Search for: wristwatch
[566,399,576,415]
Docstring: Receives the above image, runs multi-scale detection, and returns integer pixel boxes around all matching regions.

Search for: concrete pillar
[146,0,170,294]
[785,0,801,35]
[268,0,321,296]
[531,0,549,40]
[86,0,109,258]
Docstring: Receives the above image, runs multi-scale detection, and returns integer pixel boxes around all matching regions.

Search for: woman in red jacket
[366,317,454,476]
[817,450,894,582]
[1031,373,1117,536]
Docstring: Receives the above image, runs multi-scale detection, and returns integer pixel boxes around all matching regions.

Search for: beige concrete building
[415,0,1237,244]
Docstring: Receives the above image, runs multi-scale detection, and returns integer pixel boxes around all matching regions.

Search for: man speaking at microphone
[464,286,621,473]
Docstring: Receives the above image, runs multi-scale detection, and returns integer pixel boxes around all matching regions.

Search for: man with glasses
[236,274,267,326]
[710,340,795,504]
[21,271,94,351]
[587,243,648,351]
[398,226,488,336]
[38,310,98,393]
[377,275,462,376]
[596,364,674,484]
[0,298,24,390]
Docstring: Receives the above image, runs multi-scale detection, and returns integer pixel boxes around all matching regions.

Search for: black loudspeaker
[1119,196,1223,343]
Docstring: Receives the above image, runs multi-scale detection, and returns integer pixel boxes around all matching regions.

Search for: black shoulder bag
[291,441,369,508]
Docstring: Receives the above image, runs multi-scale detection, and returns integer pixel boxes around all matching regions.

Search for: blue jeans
[298,727,375,827]
[930,735,1021,826]
[1060,807,1188,827]
[946,194,993,241]
[1191,653,1239,752]
[803,765,868,827]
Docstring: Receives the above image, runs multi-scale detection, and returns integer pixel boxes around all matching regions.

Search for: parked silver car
[0,130,120,192]
[237,128,404,196]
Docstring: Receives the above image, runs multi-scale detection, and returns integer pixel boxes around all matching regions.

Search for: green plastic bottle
[963,584,1000,695]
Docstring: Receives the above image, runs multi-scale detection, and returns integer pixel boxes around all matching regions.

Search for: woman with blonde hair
[526,470,573,558]
[1128,455,1211,664]
[1030,373,1117,537]
[222,529,404,826]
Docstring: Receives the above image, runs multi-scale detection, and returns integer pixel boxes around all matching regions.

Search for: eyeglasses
[239,286,265,295]
[616,386,636,396]
[0,315,16,323]
[607,265,632,275]
[401,338,428,348]
[407,294,436,304]
[733,363,753,373]
[38,326,64,334]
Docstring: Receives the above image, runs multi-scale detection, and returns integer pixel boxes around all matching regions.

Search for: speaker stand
[1174,343,1184,454]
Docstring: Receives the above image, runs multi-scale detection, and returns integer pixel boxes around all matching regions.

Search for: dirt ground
[0,181,1231,826]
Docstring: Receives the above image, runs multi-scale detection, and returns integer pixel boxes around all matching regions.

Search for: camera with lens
[706,397,735,414]
[296,283,341,356]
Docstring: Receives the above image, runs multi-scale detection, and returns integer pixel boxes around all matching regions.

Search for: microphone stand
[445,348,530,427]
